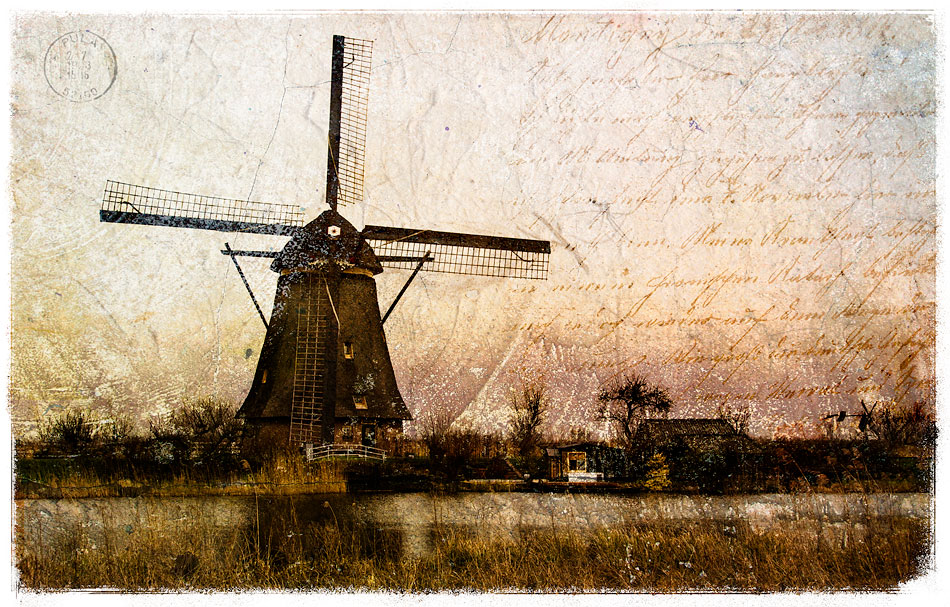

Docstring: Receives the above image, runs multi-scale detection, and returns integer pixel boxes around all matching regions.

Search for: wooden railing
[305,443,386,462]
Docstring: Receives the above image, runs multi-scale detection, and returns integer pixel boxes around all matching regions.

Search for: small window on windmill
[261,369,268,384]
[343,342,354,359]
[328,225,341,238]
[342,425,353,439]
[354,395,368,410]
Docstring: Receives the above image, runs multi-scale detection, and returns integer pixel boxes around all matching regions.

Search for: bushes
[627,436,933,494]
[34,408,138,457]
[148,397,244,467]
[38,409,98,454]
[642,453,671,491]
[416,410,488,484]
[22,401,933,495]
[33,399,244,465]
[865,400,936,448]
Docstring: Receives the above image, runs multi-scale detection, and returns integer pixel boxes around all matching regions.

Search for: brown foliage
[16,505,931,591]
[149,397,244,465]
[863,400,935,448]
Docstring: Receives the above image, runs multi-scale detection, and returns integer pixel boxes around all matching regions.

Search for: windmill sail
[363,225,551,279]
[326,35,373,211]
[100,180,303,234]
[99,34,551,458]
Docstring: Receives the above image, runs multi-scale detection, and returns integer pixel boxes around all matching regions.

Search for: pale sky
[9,12,937,439]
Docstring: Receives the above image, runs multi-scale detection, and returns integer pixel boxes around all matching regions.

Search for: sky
[8,12,937,440]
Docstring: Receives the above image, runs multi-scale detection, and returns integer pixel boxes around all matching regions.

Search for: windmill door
[361,424,377,447]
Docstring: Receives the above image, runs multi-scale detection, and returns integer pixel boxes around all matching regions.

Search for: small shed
[544,442,627,481]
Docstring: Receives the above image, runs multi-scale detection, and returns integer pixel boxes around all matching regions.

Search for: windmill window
[343,342,354,359]
[354,395,368,410]
[261,369,268,384]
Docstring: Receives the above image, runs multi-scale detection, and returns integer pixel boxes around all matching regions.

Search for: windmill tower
[99,35,551,455]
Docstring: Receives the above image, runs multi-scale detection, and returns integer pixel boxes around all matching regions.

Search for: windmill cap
[271,210,383,275]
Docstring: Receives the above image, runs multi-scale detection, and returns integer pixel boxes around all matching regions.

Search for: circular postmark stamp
[44,30,117,102]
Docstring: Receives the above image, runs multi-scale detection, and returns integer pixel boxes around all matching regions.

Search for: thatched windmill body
[100,36,551,454]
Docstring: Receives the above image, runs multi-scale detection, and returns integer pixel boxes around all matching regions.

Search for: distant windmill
[100,36,551,455]
[822,400,876,436]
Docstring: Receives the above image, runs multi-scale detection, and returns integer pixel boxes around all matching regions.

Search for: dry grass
[16,501,930,592]
[15,451,347,498]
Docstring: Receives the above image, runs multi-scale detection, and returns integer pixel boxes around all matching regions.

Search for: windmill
[99,35,551,455]
[821,400,875,438]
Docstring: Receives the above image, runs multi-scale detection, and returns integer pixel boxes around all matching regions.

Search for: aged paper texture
[10,12,935,443]
[6,9,943,598]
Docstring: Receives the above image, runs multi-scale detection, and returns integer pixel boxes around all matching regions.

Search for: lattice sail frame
[100,180,304,234]
[334,36,373,208]
[364,225,551,280]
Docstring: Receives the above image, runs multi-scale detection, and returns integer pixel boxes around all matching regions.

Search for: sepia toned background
[9,12,936,439]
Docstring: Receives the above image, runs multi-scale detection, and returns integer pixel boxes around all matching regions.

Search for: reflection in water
[248,496,405,566]
[16,492,931,562]
[13,492,933,590]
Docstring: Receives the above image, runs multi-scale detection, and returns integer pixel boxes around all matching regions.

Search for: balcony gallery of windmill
[98,36,552,463]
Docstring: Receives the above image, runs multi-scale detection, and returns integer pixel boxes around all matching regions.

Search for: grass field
[15,497,931,592]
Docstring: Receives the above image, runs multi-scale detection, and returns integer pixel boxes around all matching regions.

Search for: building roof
[272,209,383,275]
[636,418,738,443]
[544,442,624,456]
[549,442,598,450]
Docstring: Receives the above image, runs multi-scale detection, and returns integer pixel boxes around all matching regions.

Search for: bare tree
[509,381,547,458]
[716,402,751,435]
[863,400,935,448]
[418,408,482,461]
[565,426,596,443]
[596,374,672,449]
[418,408,454,460]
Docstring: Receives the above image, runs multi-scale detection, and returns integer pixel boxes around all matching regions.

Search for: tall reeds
[16,500,930,591]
